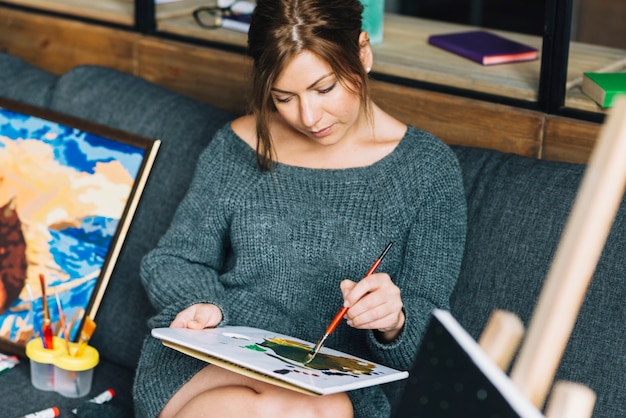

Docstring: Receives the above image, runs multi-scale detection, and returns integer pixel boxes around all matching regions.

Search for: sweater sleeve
[366,133,467,371]
[140,129,247,328]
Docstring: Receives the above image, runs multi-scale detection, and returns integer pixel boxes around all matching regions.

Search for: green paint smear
[244,344,266,352]
[259,338,376,376]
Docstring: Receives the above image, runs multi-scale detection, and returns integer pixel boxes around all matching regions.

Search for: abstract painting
[0,98,159,356]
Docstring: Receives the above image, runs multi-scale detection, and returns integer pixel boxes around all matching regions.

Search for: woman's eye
[319,83,336,94]
[275,96,292,103]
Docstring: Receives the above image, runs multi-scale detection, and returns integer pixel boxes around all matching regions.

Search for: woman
[133,0,467,416]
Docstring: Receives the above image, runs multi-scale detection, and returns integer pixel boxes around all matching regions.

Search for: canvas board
[152,326,409,396]
[393,310,543,417]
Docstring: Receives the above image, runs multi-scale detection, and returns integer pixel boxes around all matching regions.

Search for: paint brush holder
[25,336,65,392]
[26,336,99,398]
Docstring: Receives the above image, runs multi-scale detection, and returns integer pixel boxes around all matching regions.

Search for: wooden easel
[478,96,626,418]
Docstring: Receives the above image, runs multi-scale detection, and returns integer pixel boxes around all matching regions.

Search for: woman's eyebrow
[271,72,335,94]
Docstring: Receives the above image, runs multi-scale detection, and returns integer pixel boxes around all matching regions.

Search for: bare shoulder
[230,114,257,149]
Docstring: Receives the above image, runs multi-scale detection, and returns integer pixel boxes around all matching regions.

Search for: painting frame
[0,97,160,357]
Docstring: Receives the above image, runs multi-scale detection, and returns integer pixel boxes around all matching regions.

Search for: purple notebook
[428,30,538,66]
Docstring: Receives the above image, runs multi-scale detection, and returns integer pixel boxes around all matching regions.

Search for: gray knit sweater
[133,124,467,417]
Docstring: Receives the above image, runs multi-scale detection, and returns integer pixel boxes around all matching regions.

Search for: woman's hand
[170,303,223,329]
[340,273,405,342]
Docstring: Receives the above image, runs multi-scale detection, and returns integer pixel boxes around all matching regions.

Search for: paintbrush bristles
[305,333,329,364]
[74,317,97,357]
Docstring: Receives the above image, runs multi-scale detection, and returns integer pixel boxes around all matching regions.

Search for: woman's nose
[299,97,322,128]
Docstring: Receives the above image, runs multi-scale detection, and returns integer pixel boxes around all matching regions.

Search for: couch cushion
[450,146,626,418]
[0,358,133,417]
[0,52,57,107]
[450,146,580,334]
[48,66,235,370]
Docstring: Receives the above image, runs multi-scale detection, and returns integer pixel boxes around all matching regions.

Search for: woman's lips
[311,125,333,138]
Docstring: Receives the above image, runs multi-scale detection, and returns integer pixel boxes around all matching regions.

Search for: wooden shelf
[371,15,544,102]
[1,0,134,25]
[155,10,626,114]
[565,43,626,112]
[157,11,248,47]
[157,12,545,102]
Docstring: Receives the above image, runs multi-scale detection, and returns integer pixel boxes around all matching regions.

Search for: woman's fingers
[341,274,404,332]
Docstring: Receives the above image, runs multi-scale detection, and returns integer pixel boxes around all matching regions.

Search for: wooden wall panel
[137,37,251,115]
[543,116,602,164]
[0,7,136,75]
[371,80,544,157]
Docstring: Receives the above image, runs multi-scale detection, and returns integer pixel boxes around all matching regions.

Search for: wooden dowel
[478,310,524,372]
[544,381,596,418]
[509,97,626,408]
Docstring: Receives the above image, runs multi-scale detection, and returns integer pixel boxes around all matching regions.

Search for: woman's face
[270,51,363,147]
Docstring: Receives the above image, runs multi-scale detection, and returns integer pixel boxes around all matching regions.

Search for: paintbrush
[305,242,393,364]
[39,274,54,350]
[55,291,71,354]
[73,316,97,357]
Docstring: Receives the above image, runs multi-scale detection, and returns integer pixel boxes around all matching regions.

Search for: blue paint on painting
[0,109,144,176]
[48,218,114,280]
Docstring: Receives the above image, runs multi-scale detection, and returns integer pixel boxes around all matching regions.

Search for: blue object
[360,0,384,45]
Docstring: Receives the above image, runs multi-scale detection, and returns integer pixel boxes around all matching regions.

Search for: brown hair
[247,0,371,170]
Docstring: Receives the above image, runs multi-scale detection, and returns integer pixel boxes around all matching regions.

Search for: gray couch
[1,51,625,417]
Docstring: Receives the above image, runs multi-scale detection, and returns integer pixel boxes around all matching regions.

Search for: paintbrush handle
[42,320,54,350]
[325,242,393,336]
[39,274,50,320]
[326,307,348,334]
[39,274,54,349]
[364,257,383,277]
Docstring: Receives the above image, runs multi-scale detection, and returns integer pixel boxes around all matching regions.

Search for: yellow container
[54,343,99,398]
[25,336,66,392]
[25,337,99,397]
